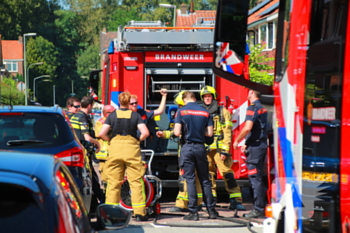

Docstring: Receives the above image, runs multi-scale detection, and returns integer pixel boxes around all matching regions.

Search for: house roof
[2,40,23,59]
[99,31,118,54]
[175,0,279,29]
[176,10,216,27]
[248,0,279,25]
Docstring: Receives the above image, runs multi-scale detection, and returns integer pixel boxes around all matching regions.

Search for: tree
[77,44,100,77]
[248,43,274,86]
[25,36,59,105]
[0,79,25,105]
[0,0,60,40]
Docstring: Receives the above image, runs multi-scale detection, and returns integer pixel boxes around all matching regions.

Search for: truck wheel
[120,177,155,211]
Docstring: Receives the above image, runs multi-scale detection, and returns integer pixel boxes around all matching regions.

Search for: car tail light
[0,112,23,115]
[55,147,84,168]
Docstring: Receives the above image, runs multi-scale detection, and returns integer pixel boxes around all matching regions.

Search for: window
[259,24,267,45]
[0,113,74,149]
[258,21,276,50]
[6,61,18,72]
[268,22,274,49]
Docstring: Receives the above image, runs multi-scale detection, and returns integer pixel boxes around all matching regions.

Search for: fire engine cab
[91,20,251,188]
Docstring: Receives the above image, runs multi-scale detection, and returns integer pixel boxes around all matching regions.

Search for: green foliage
[0,80,25,105]
[107,7,142,31]
[248,43,274,86]
[26,36,59,90]
[77,44,100,77]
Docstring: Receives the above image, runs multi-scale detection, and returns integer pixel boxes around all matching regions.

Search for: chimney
[18,35,23,43]
[180,3,188,15]
[102,27,107,33]
[189,0,195,13]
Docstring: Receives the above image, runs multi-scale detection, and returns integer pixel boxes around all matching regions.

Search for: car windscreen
[0,183,47,233]
[0,112,74,149]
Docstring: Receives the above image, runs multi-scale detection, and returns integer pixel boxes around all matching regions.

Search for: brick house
[1,36,24,77]
[176,0,278,73]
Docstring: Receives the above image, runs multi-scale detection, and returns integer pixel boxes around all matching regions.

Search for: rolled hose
[152,210,262,233]
[119,177,155,210]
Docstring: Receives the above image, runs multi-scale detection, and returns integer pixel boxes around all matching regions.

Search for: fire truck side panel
[108,51,122,108]
[341,0,350,228]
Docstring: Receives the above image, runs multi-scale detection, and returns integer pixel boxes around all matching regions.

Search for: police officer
[70,96,104,206]
[174,91,218,221]
[94,105,115,187]
[200,86,245,211]
[233,89,267,218]
[66,96,81,119]
[156,91,203,212]
[98,92,150,221]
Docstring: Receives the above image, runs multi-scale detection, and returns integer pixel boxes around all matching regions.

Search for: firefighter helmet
[200,86,217,100]
[173,91,185,106]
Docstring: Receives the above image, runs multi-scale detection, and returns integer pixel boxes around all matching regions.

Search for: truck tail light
[55,147,84,168]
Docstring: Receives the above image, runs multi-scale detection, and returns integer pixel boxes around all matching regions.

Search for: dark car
[0,151,131,233]
[0,105,93,210]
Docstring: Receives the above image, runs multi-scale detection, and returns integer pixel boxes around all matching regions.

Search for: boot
[135,214,149,221]
[243,209,265,218]
[229,198,246,211]
[168,206,189,212]
[208,209,219,219]
[183,212,199,221]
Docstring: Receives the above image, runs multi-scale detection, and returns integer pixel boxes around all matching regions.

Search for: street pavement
[99,201,264,233]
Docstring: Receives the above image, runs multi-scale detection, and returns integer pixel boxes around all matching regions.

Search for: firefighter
[98,91,150,221]
[94,105,115,187]
[174,91,218,221]
[66,96,81,119]
[70,96,104,206]
[156,91,203,212]
[129,88,167,123]
[233,89,267,219]
[200,85,246,211]
[129,88,167,171]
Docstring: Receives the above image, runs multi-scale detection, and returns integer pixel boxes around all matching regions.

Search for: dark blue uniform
[174,102,215,213]
[245,100,268,214]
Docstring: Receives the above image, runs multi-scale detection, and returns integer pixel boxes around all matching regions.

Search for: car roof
[0,105,63,114]
[0,151,56,189]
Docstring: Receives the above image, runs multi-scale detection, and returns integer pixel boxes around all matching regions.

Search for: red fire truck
[213,0,350,232]
[90,20,252,188]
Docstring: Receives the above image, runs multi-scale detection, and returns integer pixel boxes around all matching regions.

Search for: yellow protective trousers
[105,135,146,216]
[175,171,203,208]
[207,149,242,202]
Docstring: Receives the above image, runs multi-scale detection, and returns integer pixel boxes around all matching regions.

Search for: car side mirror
[96,204,131,230]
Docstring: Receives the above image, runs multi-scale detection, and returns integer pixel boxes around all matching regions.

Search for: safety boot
[183,212,199,221]
[243,209,265,219]
[208,209,219,219]
[168,206,189,212]
[135,214,149,221]
[229,198,246,211]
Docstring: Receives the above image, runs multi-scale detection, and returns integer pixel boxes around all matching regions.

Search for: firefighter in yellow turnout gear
[98,92,150,221]
[94,105,115,184]
[200,86,246,211]
[156,91,203,212]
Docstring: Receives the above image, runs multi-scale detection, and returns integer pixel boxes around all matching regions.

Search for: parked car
[0,151,131,233]
[0,105,93,210]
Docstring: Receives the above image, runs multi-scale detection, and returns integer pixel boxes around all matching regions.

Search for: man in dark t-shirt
[174,91,218,221]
